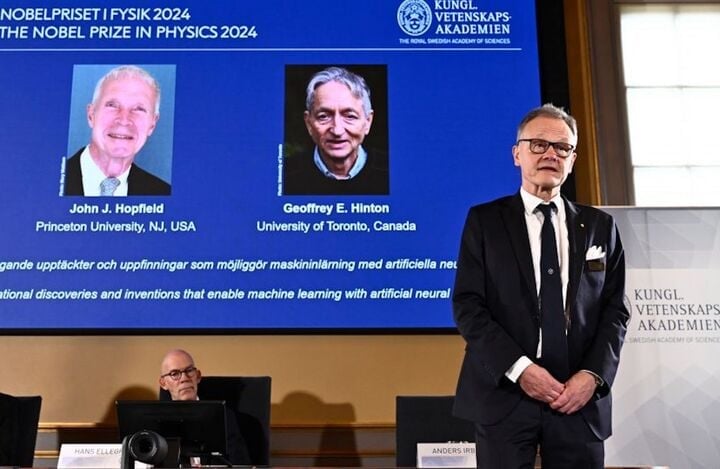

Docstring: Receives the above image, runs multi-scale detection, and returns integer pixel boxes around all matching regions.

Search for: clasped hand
[518,364,596,414]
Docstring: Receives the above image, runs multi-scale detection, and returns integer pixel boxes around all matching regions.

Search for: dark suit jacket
[452,193,629,440]
[283,148,389,195]
[63,148,171,196]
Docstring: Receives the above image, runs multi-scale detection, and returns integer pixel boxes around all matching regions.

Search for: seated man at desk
[159,349,251,465]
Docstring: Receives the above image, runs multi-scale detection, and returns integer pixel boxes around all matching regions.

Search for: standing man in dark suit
[63,65,170,196]
[452,104,629,468]
[159,349,250,466]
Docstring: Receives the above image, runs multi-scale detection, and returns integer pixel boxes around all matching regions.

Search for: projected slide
[0,0,541,330]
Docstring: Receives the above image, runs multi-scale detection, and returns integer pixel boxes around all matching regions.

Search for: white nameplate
[417,442,476,468]
[58,444,150,469]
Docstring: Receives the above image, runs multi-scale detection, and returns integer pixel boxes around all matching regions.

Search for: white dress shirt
[79,146,130,196]
[505,188,569,382]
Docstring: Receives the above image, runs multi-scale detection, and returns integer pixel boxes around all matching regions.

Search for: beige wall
[1,334,465,425]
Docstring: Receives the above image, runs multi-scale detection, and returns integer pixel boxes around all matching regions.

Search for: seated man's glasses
[161,366,198,381]
[517,138,575,158]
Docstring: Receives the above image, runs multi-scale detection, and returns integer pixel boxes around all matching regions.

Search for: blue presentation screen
[0,0,541,331]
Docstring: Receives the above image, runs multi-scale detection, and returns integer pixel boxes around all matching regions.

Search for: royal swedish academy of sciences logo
[397,0,432,36]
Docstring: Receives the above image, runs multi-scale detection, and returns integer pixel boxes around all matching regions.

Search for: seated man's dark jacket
[64,148,171,196]
[283,149,388,195]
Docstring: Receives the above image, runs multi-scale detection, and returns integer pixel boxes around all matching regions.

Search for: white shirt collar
[79,146,130,196]
[519,187,565,220]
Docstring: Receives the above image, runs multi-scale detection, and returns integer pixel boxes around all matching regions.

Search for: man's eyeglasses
[160,366,198,381]
[517,138,575,158]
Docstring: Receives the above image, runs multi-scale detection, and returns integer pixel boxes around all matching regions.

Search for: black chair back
[395,395,474,467]
[0,393,42,468]
[160,376,272,465]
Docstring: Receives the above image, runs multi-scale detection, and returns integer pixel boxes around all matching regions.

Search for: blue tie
[536,202,569,381]
[100,177,120,196]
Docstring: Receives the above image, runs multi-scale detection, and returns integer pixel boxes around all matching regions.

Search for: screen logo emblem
[397,0,433,36]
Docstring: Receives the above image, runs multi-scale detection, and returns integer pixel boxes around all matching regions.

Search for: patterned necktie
[536,202,569,381]
[100,177,120,196]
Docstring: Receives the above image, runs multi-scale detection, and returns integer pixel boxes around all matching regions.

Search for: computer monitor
[116,400,228,465]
